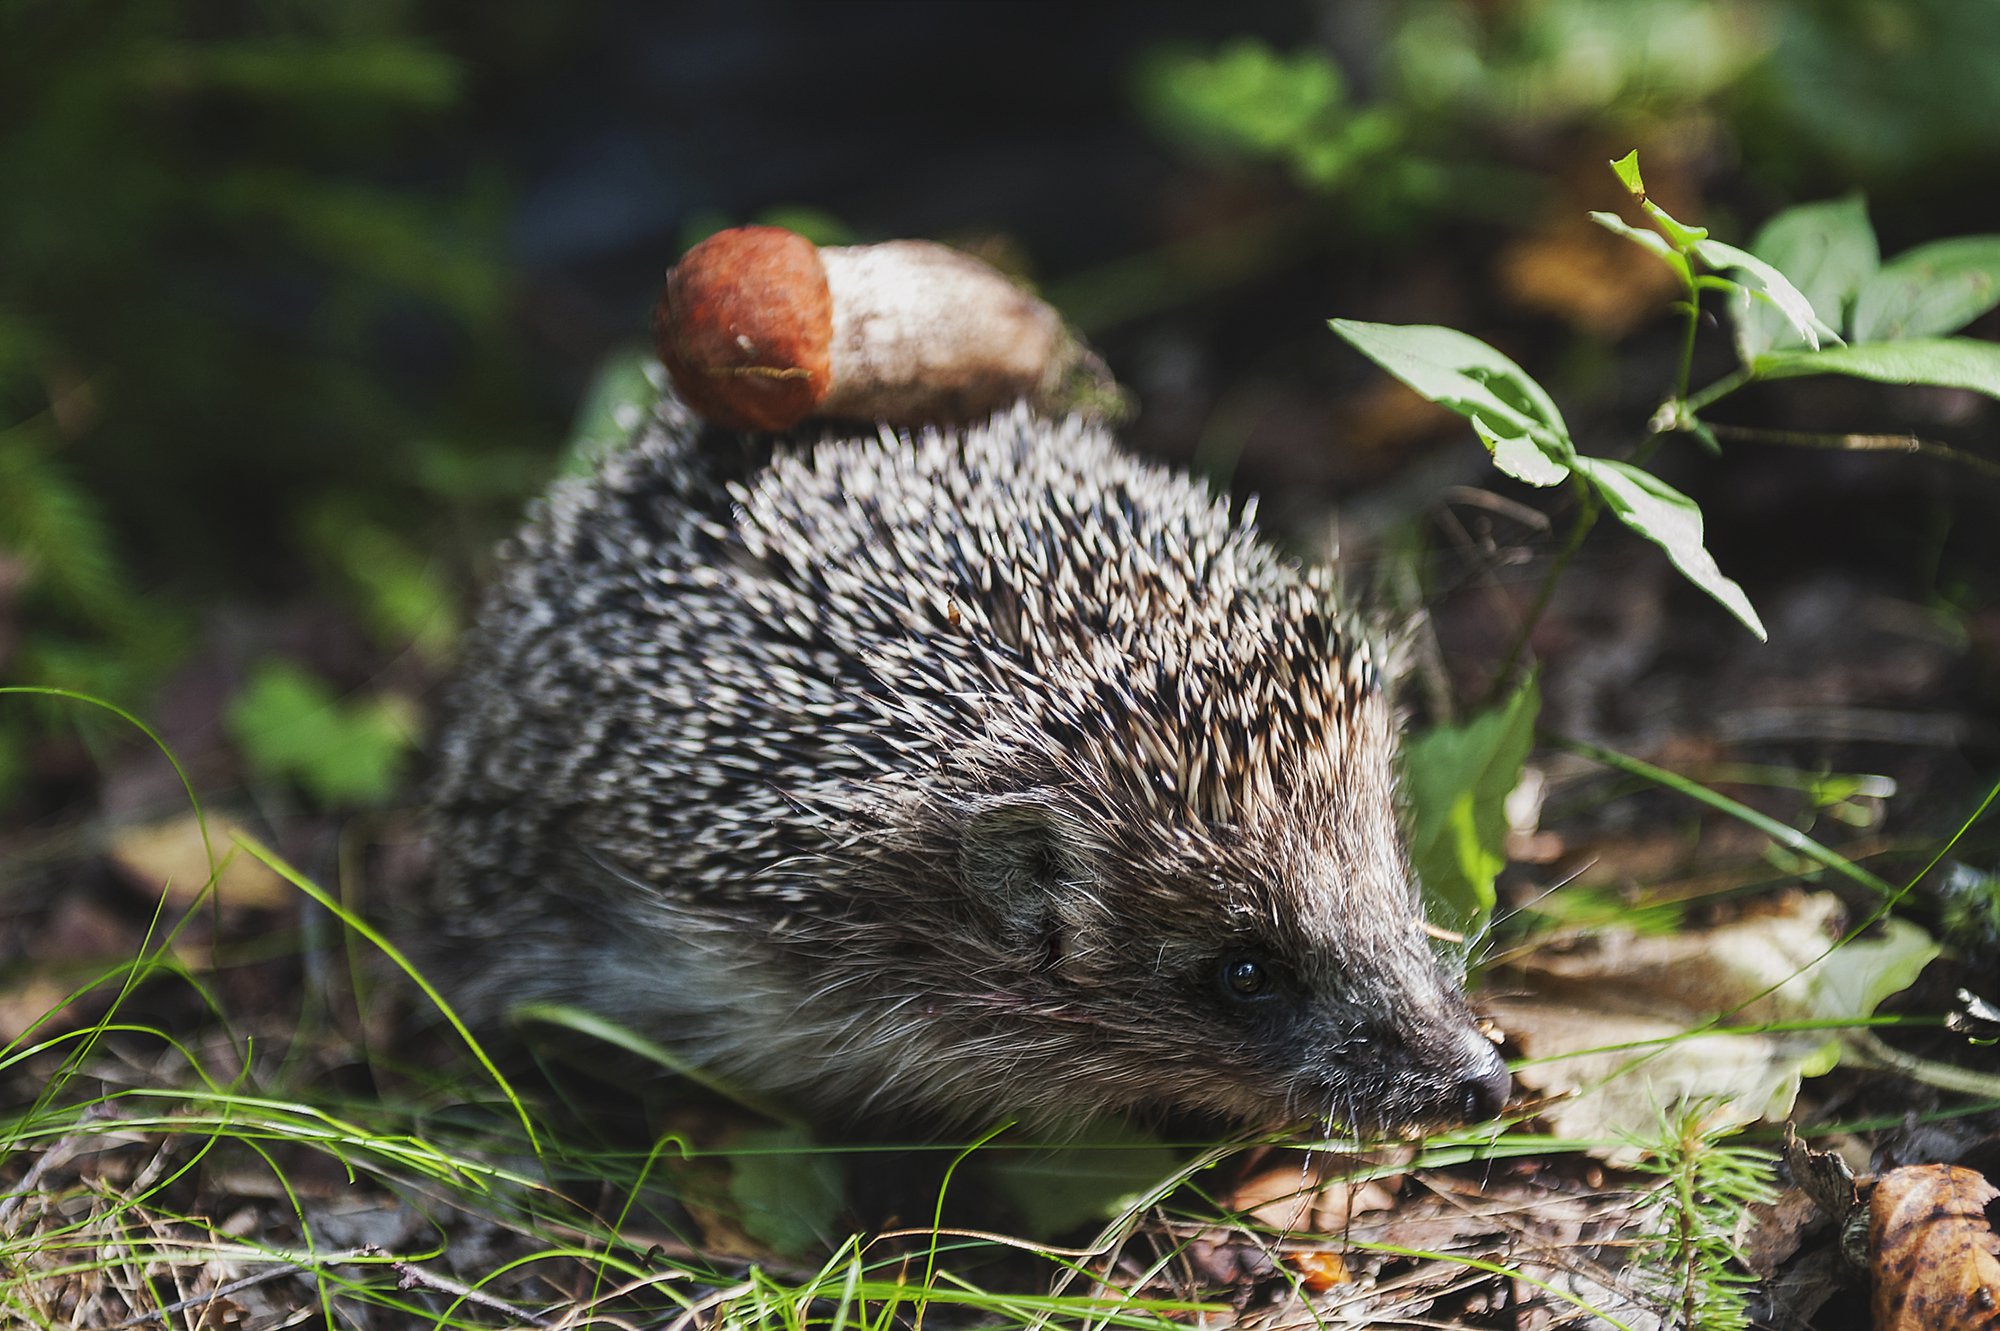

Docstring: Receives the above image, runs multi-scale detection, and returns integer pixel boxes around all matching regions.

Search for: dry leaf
[0,974,78,1045]
[1227,1161,1320,1233]
[1783,1125,1860,1225]
[1287,1249,1351,1291]
[107,813,289,910]
[1488,997,1800,1159]
[1492,893,1936,1157]
[1314,1176,1401,1231]
[1739,1188,1826,1278]
[1868,1164,2000,1330]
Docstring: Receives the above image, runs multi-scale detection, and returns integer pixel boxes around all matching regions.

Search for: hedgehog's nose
[1456,1040,1512,1122]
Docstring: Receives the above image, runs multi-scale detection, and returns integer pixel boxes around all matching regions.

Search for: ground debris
[1119,1159,1668,1331]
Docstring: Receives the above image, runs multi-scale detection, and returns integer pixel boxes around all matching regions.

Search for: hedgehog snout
[1450,1030,1513,1122]
[1290,945,1513,1128]
[1303,1018,1510,1130]
[1384,1000,1512,1126]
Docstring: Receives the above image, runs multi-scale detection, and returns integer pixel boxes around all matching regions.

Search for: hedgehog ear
[957,793,1089,946]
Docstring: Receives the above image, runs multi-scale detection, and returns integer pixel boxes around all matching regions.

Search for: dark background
[4,0,1999,831]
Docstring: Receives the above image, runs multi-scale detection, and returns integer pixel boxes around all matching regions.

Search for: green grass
[4,688,1997,1328]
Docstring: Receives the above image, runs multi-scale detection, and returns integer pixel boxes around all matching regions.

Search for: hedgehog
[424,391,1511,1134]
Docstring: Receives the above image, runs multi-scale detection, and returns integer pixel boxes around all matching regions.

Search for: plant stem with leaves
[1628,1106,1777,1331]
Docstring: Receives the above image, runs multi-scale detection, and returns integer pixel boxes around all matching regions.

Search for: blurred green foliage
[1736,0,2000,189]
[0,1,548,802]
[1138,41,1407,194]
[5,0,1999,814]
[1386,0,1762,126]
[1140,0,2000,227]
[1136,40,1444,231]
[226,658,415,807]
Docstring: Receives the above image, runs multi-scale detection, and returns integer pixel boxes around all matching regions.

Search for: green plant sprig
[1626,1104,1778,1331]
[1335,149,2000,675]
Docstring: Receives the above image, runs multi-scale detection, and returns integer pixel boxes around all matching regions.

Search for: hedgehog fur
[425,394,1509,1133]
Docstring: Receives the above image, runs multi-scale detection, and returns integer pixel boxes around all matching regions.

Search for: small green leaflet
[1598,152,1831,352]
[1589,215,1827,351]
[1570,456,1767,641]
[1607,150,1707,250]
[1589,210,1692,285]
[1692,238,1834,351]
[984,1125,1185,1235]
[728,1125,847,1258]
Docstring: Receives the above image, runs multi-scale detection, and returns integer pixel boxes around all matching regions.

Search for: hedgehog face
[939,771,1509,1134]
[1175,895,1514,1132]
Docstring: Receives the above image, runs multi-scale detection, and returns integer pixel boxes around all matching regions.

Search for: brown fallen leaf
[0,974,80,1046]
[1782,1124,1860,1226]
[1869,1164,2000,1331]
[1220,1155,1401,1235]
[107,813,290,911]
[1287,1248,1350,1292]
[1225,1159,1319,1234]
[1739,1187,1826,1279]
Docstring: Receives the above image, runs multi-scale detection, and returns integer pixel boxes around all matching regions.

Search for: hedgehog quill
[424,235,1510,1136]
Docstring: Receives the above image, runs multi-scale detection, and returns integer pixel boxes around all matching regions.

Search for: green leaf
[1694,239,1833,351]
[1850,236,2000,342]
[1403,676,1540,943]
[1474,418,1570,487]
[1570,457,1767,640]
[1329,320,1570,445]
[1589,210,1692,286]
[1789,918,1938,1078]
[1733,195,1879,359]
[1606,152,1707,250]
[226,661,415,806]
[1754,337,2000,401]
[727,1124,846,1258]
[1608,150,1644,195]
[562,344,666,474]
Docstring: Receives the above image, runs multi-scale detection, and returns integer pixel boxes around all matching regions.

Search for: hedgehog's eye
[1218,955,1277,1003]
